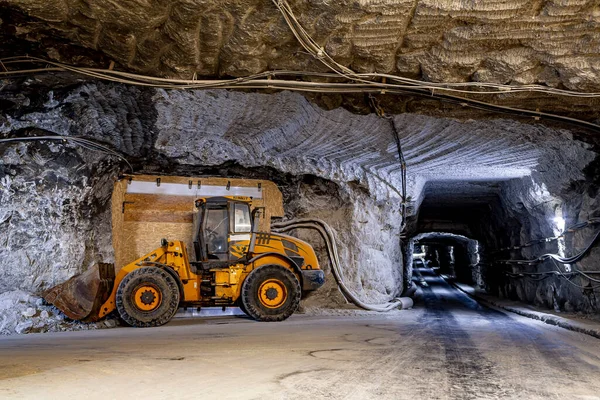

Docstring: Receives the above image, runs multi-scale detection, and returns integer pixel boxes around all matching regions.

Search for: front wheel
[241,265,301,322]
[116,267,180,327]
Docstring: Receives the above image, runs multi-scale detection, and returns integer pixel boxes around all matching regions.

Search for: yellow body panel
[97,231,321,318]
[98,240,202,318]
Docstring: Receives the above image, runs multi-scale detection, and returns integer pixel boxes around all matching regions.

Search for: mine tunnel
[1,1,600,399]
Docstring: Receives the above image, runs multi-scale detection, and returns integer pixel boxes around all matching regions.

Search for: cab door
[228,202,252,260]
[204,204,230,261]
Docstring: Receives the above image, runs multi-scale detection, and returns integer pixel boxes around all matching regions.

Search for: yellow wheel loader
[44,196,324,327]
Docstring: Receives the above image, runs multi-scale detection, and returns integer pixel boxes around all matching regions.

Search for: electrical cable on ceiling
[3,55,600,97]
[2,57,600,97]
[268,0,600,132]
[1,57,600,132]
[0,135,133,172]
[269,1,600,98]
[497,228,600,266]
[493,217,600,254]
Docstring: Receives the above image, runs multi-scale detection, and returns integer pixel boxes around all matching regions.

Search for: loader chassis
[45,195,325,326]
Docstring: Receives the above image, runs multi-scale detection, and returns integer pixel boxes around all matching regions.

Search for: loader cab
[193,196,254,264]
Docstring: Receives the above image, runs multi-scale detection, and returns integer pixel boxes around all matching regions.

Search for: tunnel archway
[408,232,484,289]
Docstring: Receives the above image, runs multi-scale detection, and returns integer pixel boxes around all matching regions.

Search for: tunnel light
[553,216,566,233]
[552,215,571,272]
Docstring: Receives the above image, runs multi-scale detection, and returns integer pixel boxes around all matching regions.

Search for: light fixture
[553,216,565,233]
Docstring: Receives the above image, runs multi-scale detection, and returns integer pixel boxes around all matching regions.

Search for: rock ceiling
[1,0,600,125]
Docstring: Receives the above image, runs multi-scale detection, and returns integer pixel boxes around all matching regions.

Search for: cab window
[205,208,228,254]
[233,203,251,233]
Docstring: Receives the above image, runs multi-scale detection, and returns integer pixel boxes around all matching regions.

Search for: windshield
[233,203,251,233]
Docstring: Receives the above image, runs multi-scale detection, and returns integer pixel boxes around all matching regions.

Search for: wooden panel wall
[111,175,284,271]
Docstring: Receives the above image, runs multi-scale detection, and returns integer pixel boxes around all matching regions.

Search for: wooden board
[111,174,284,271]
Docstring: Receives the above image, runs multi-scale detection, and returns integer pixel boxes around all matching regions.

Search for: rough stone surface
[2,0,599,89]
[481,166,600,314]
[413,136,600,314]
[0,140,117,294]
[0,290,119,335]
[1,2,600,120]
[281,176,404,309]
[450,279,600,340]
[411,231,482,285]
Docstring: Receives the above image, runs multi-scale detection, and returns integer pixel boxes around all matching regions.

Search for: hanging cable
[493,217,600,254]
[497,228,600,266]
[0,135,133,172]
[504,259,600,290]
[2,56,600,97]
[361,167,404,199]
[1,56,600,132]
[269,1,600,98]
[367,94,408,232]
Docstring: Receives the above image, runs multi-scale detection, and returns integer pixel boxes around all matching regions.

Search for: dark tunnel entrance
[408,232,483,289]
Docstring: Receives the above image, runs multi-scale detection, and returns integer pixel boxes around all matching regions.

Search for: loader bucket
[43,263,116,322]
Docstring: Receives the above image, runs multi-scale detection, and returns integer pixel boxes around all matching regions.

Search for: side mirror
[161,238,168,247]
[251,207,265,233]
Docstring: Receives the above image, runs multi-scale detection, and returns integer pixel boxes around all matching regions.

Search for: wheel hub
[265,287,278,301]
[133,285,162,312]
[258,279,288,309]
[140,290,156,305]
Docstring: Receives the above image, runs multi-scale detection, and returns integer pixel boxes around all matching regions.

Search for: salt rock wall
[406,122,600,316]
[480,155,600,314]
[3,76,598,330]
[281,176,404,311]
[0,141,119,334]
[0,140,116,294]
[409,232,481,286]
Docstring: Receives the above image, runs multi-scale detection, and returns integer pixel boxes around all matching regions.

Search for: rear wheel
[116,267,180,327]
[241,265,301,322]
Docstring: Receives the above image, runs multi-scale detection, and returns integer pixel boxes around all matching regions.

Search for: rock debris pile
[0,290,118,335]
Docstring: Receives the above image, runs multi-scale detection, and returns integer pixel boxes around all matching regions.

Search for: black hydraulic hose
[493,218,600,254]
[367,94,408,232]
[500,227,600,290]
[504,267,600,290]
[543,229,600,264]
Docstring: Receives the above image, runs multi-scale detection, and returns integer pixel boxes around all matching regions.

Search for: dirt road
[1,269,599,399]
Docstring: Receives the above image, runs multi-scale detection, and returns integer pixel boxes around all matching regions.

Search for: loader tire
[116,267,180,327]
[241,264,301,322]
